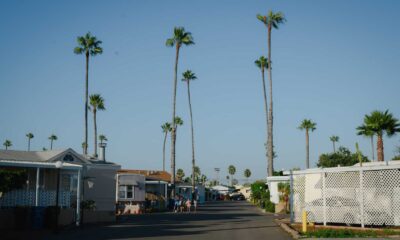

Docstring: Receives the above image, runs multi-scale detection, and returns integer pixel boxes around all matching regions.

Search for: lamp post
[54,160,63,233]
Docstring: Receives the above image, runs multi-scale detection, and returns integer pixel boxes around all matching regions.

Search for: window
[118,185,134,199]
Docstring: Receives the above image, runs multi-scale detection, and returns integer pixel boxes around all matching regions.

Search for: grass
[300,227,398,238]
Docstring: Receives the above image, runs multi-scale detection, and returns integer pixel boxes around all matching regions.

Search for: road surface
[46,201,292,240]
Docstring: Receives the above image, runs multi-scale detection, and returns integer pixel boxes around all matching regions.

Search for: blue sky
[0,0,399,181]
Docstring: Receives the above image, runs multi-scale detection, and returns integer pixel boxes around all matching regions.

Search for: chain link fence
[289,164,400,227]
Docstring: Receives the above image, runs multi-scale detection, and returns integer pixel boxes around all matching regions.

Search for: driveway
[45,201,292,240]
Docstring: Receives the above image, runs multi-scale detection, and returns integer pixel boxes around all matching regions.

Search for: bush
[264,201,275,213]
[250,181,275,212]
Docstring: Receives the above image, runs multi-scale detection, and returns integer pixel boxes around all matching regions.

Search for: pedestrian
[180,197,185,212]
[193,198,198,213]
[186,199,192,213]
[173,195,179,213]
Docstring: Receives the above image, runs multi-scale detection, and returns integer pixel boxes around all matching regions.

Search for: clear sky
[1,0,399,182]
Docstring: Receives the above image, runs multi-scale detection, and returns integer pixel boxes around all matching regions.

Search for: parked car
[230,193,245,201]
[305,196,361,226]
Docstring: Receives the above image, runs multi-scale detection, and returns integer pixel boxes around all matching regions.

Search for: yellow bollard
[302,210,307,233]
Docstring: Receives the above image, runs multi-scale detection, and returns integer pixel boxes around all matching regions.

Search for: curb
[274,219,300,239]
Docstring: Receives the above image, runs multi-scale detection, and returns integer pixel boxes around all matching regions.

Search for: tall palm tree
[244,169,252,183]
[166,27,194,197]
[329,135,339,152]
[89,94,105,157]
[161,122,172,171]
[356,124,375,161]
[3,140,12,150]
[74,32,103,155]
[26,133,34,151]
[228,165,236,186]
[48,135,58,150]
[174,116,184,135]
[356,110,400,161]
[298,119,317,169]
[255,56,269,174]
[99,134,108,144]
[182,70,198,196]
[257,11,286,177]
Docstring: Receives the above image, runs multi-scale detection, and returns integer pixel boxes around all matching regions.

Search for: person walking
[193,198,198,213]
[186,199,192,213]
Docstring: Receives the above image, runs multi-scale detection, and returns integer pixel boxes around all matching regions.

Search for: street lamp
[54,160,63,233]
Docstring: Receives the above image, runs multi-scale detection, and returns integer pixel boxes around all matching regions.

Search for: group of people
[173,195,198,213]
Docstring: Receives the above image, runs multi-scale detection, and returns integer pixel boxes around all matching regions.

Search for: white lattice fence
[291,166,400,227]
[0,190,71,207]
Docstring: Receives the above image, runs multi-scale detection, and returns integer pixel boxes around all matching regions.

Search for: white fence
[0,190,72,207]
[290,164,400,227]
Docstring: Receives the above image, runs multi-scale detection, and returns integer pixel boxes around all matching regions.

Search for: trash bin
[32,206,45,229]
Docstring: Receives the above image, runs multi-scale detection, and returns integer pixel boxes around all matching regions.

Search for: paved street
[45,201,291,240]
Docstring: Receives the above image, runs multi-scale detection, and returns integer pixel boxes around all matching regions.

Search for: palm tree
[3,140,12,150]
[176,168,185,181]
[330,135,339,152]
[356,110,400,161]
[182,70,198,196]
[193,166,201,183]
[42,147,47,151]
[356,124,375,161]
[81,142,88,154]
[99,134,108,144]
[74,32,103,155]
[26,133,34,151]
[200,174,207,184]
[255,56,270,175]
[174,116,184,137]
[257,11,286,177]
[89,94,105,157]
[228,165,236,186]
[298,119,317,169]
[48,134,58,150]
[166,27,194,196]
[161,123,172,171]
[244,169,252,183]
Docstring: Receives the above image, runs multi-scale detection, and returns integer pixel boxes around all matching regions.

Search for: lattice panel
[291,168,400,226]
[325,171,360,225]
[0,190,71,207]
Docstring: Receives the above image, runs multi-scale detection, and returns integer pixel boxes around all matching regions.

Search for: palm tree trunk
[377,134,384,161]
[306,130,310,169]
[50,140,53,150]
[261,67,269,176]
[84,52,89,155]
[371,136,375,161]
[333,141,336,152]
[267,24,274,177]
[28,139,31,151]
[162,132,167,171]
[186,81,196,197]
[170,44,180,198]
[93,109,98,158]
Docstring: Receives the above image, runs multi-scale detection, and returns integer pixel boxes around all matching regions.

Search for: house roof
[118,169,171,182]
[0,148,118,166]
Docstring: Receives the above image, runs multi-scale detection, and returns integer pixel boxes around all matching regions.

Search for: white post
[76,169,81,226]
[35,168,40,206]
[289,170,294,224]
[359,169,364,228]
[322,172,327,226]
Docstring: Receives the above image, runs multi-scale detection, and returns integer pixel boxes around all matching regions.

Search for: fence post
[290,170,294,224]
[322,171,327,226]
[359,169,364,228]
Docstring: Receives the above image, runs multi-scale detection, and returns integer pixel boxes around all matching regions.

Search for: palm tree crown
[26,133,34,139]
[228,165,236,176]
[254,56,269,70]
[174,117,184,126]
[99,134,108,144]
[89,94,105,111]
[330,135,339,143]
[74,32,103,56]
[298,119,317,132]
[256,11,286,29]
[3,140,12,150]
[182,70,197,82]
[244,169,251,178]
[49,134,58,141]
[161,123,172,133]
[357,110,400,161]
[166,27,194,48]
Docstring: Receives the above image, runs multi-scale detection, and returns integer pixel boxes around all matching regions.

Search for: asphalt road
[45,201,292,240]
